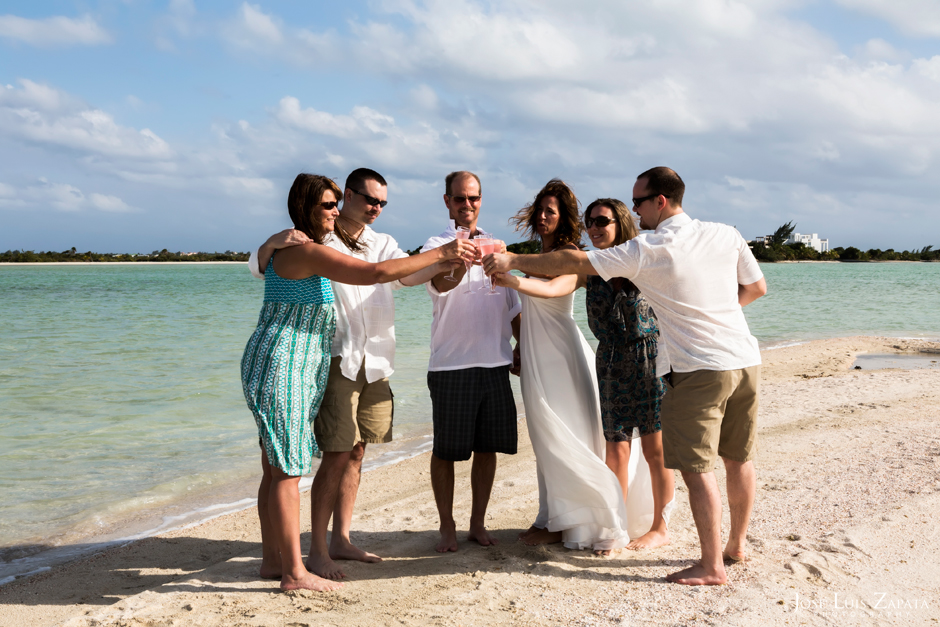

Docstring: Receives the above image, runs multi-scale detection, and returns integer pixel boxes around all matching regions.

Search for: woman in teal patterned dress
[582,198,674,551]
[242,173,473,592]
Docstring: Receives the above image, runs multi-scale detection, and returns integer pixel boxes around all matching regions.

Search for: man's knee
[349,441,366,463]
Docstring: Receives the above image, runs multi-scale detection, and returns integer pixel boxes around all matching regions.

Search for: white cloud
[913,55,940,81]
[0,14,111,47]
[0,179,139,213]
[89,193,137,213]
[0,80,172,159]
[834,0,940,37]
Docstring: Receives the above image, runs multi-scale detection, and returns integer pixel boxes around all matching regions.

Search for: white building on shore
[786,232,830,253]
[752,232,830,253]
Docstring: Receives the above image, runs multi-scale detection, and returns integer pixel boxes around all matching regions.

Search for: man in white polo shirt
[421,170,522,553]
[249,168,454,580]
[483,167,767,586]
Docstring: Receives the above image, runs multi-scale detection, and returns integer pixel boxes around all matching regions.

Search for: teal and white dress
[241,257,336,476]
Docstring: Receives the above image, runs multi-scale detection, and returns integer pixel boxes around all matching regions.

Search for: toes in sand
[305,554,347,580]
[665,564,727,586]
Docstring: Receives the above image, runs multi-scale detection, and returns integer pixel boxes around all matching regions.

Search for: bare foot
[626,528,671,550]
[436,524,459,553]
[593,547,623,558]
[723,541,747,563]
[518,524,541,541]
[468,523,499,547]
[259,555,282,580]
[280,571,343,592]
[330,539,382,564]
[519,527,561,546]
[665,563,727,586]
[305,553,347,580]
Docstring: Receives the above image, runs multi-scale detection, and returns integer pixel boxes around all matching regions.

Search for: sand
[2,336,939,626]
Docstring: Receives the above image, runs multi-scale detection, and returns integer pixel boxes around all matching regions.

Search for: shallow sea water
[0,261,938,581]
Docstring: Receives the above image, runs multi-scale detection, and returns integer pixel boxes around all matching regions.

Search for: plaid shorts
[427,366,518,462]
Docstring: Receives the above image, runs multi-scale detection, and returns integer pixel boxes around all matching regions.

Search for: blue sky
[1,0,939,253]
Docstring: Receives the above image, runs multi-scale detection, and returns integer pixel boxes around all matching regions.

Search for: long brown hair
[287,173,342,244]
[584,198,638,247]
[511,178,584,250]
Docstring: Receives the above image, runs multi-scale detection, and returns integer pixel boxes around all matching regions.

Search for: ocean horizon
[1,261,939,584]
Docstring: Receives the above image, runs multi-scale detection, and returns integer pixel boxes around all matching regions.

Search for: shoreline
[2,337,940,626]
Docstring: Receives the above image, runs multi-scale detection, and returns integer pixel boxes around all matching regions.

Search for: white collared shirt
[421,221,522,372]
[586,213,764,376]
[249,227,408,383]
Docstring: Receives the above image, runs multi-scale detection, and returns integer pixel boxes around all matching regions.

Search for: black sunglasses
[351,188,388,208]
[632,193,666,208]
[584,215,615,228]
[319,201,340,210]
[448,194,482,204]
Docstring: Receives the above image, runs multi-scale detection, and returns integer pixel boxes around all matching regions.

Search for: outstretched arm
[484,249,597,278]
[399,260,458,287]
[278,239,474,285]
[492,272,583,298]
[738,277,767,306]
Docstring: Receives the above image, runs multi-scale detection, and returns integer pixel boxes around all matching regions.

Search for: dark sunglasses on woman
[584,215,615,228]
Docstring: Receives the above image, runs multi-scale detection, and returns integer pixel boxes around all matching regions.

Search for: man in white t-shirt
[249,168,451,580]
[483,167,767,586]
[421,170,522,553]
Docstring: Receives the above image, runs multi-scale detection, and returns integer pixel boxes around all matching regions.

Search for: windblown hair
[637,166,685,207]
[444,171,482,196]
[511,178,584,250]
[287,173,342,245]
[334,167,388,253]
[584,198,638,247]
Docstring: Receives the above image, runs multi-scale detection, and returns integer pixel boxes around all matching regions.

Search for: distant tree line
[751,242,938,262]
[0,248,250,263]
[750,222,938,262]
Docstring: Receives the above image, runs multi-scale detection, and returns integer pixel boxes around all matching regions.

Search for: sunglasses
[584,215,615,228]
[448,195,482,204]
[351,188,388,208]
[319,201,340,210]
[632,193,665,208]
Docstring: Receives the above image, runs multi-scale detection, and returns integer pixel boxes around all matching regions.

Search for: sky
[1,0,938,254]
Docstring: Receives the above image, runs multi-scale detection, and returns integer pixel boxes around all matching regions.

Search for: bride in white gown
[497,180,660,551]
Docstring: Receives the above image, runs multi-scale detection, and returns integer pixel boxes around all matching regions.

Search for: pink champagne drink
[446,227,471,282]
[477,239,500,295]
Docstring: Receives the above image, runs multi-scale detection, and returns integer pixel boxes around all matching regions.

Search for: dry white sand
[2,336,939,626]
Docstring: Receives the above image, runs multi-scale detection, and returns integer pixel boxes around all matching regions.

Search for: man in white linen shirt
[483,167,767,586]
[249,168,453,580]
[421,170,522,553]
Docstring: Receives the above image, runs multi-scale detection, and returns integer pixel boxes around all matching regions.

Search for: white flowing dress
[520,287,655,551]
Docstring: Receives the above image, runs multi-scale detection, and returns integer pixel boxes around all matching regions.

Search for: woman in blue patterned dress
[242,173,473,592]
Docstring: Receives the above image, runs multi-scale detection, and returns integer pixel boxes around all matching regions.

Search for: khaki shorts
[314,357,394,452]
[661,366,760,473]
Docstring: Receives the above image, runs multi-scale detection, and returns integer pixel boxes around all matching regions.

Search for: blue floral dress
[585,276,665,442]
[241,257,336,475]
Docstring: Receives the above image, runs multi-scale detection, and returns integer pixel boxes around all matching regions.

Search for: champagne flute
[446,227,471,282]
[478,238,501,296]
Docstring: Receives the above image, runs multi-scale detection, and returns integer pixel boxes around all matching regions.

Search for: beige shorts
[314,357,394,452]
[661,366,760,473]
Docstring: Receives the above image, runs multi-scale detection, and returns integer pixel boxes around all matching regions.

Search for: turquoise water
[1,261,938,580]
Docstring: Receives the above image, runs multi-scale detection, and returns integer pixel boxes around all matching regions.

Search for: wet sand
[2,336,939,626]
